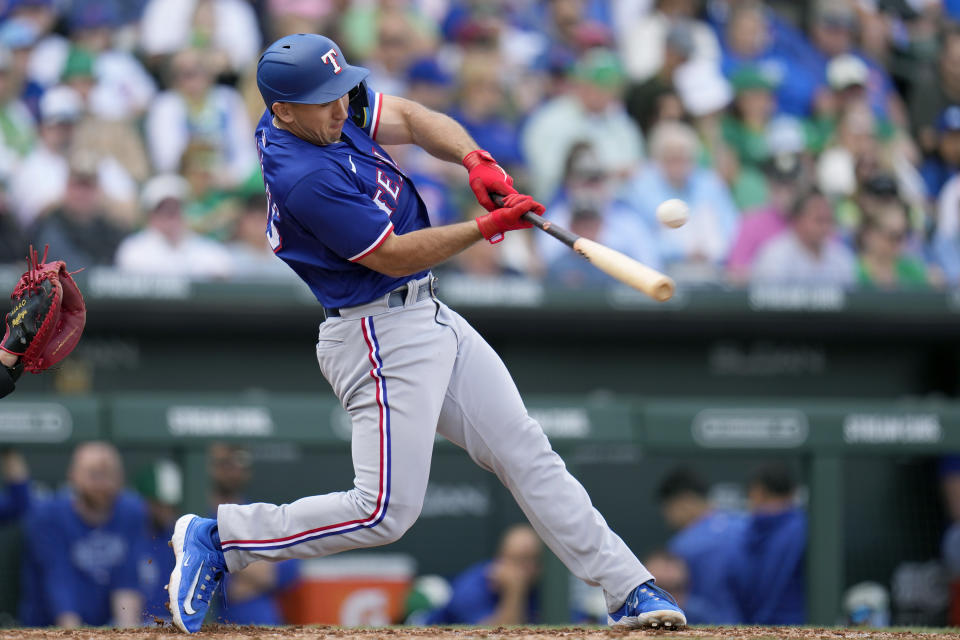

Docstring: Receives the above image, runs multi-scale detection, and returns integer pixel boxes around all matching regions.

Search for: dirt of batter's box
[2,626,959,640]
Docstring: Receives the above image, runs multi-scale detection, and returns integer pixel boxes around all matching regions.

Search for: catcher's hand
[1,279,56,357]
[0,246,85,375]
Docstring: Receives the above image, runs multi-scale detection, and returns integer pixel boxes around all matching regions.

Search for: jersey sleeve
[285,169,394,262]
[350,83,384,141]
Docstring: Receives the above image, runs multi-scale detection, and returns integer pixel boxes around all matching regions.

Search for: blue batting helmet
[257,34,369,110]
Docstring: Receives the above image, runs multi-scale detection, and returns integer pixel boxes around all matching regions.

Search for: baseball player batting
[167,34,686,633]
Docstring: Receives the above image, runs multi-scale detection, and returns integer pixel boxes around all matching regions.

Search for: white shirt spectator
[752,230,856,286]
[139,0,261,73]
[619,11,720,82]
[522,95,644,202]
[116,228,232,278]
[11,147,136,227]
[146,85,257,186]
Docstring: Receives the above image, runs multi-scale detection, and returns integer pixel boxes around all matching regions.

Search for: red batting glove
[463,149,517,212]
[475,193,545,244]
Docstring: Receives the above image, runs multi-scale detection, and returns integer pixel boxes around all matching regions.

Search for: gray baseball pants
[216,274,652,611]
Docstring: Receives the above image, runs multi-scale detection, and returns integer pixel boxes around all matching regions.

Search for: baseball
[656,199,689,228]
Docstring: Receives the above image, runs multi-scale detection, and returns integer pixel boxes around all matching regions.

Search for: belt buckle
[429,275,438,298]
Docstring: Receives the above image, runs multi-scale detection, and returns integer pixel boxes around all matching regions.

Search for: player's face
[283,95,351,146]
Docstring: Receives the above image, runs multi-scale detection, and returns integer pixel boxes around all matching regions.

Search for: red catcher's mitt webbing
[1,246,86,373]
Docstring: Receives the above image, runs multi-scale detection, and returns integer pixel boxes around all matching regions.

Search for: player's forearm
[399,99,477,164]
[358,221,483,277]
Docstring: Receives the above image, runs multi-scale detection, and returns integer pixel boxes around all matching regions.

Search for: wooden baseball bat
[493,195,675,302]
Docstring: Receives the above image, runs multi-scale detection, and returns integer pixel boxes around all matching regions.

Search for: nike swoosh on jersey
[348,155,357,173]
[183,560,204,616]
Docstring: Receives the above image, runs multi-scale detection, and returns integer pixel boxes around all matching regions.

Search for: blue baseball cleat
[608,580,687,629]
[168,514,226,634]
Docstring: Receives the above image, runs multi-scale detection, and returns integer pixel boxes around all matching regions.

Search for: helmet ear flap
[349,81,370,128]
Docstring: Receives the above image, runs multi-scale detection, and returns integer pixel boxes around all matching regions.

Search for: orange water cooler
[279,553,415,626]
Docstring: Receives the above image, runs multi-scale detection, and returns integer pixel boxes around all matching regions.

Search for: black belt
[324,277,437,319]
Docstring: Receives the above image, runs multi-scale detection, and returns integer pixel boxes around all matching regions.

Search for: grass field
[2,626,960,640]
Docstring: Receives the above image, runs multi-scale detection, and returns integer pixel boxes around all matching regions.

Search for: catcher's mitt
[1,246,86,373]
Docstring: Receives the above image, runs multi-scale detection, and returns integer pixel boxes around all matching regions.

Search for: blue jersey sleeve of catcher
[285,168,394,263]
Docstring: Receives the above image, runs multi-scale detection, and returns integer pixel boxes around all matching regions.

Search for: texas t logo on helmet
[320,48,342,74]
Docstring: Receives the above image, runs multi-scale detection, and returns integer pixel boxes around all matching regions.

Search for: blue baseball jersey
[256,87,431,308]
[20,490,146,627]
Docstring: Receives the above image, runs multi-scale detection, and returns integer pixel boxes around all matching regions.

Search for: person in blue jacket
[728,463,807,625]
[657,467,746,624]
[426,524,542,625]
[20,441,145,628]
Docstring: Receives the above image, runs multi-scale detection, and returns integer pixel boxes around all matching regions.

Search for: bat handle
[491,193,577,245]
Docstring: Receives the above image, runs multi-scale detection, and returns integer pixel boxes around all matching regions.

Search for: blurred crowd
[0,0,959,289]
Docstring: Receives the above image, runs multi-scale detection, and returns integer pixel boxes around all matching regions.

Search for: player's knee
[374,501,421,544]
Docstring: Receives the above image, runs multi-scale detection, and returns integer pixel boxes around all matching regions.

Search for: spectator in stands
[752,188,855,286]
[265,0,336,42]
[227,194,296,280]
[909,26,960,162]
[727,151,807,284]
[728,463,806,625]
[522,48,643,202]
[358,11,431,97]
[426,523,542,625]
[722,66,780,209]
[856,199,930,289]
[816,99,924,211]
[719,1,819,117]
[63,3,157,121]
[656,467,744,624]
[29,152,127,267]
[134,459,182,623]
[13,0,67,90]
[0,18,45,119]
[179,141,242,240]
[340,0,436,69]
[0,168,25,264]
[538,141,660,273]
[139,0,262,76]
[620,121,738,281]
[20,441,144,628]
[674,60,736,182]
[0,449,30,523]
[618,0,720,84]
[530,0,611,74]
[11,85,135,229]
[805,4,905,126]
[63,46,151,186]
[452,58,523,171]
[146,48,258,189]
[115,174,232,277]
[921,105,960,199]
[207,443,299,626]
[546,208,617,288]
[0,46,35,169]
[834,172,916,246]
[624,21,692,136]
[642,550,710,625]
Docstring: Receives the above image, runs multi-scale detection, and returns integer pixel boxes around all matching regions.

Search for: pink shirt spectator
[268,0,332,19]
[727,206,789,279]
